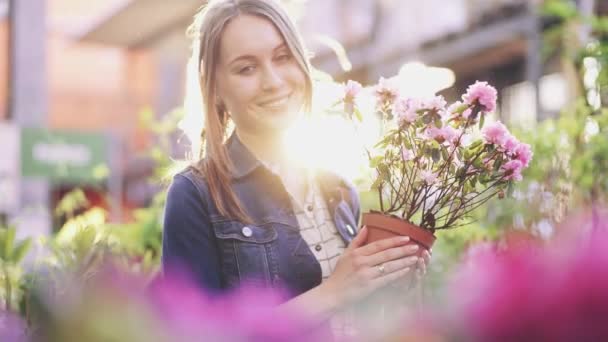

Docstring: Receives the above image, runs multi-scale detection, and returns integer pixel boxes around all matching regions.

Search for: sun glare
[180,53,456,183]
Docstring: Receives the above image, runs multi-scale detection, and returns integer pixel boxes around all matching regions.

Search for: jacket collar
[225,131,348,198]
[226,133,264,180]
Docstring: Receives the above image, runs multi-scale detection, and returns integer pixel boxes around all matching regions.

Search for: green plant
[0,226,32,313]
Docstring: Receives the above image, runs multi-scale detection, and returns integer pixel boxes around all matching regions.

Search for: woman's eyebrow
[273,42,287,51]
[228,42,288,66]
[228,54,256,66]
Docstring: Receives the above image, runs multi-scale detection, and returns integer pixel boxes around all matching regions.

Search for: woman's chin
[259,110,300,129]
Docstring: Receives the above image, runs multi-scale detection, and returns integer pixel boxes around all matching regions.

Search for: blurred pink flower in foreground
[148,271,329,342]
[0,312,27,342]
[29,265,328,342]
[440,215,608,341]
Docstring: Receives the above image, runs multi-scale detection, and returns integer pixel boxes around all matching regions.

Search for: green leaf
[479,114,485,129]
[441,148,449,161]
[11,239,32,264]
[507,181,515,197]
[3,227,15,260]
[469,177,478,188]
[431,148,441,163]
[434,118,442,128]
[371,177,384,190]
[369,156,384,168]
[468,140,483,150]
[541,0,578,19]
[354,107,363,122]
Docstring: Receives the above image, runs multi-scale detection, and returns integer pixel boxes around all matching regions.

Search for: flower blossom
[420,170,439,185]
[502,159,524,181]
[424,95,447,112]
[427,125,460,145]
[343,80,362,102]
[482,121,510,146]
[374,77,399,105]
[513,142,533,168]
[448,101,473,120]
[393,97,421,125]
[401,148,415,161]
[501,134,520,156]
[463,81,497,113]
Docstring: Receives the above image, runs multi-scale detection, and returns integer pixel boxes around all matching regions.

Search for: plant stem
[3,263,11,312]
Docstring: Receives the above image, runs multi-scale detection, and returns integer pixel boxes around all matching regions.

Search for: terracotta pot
[362,212,436,257]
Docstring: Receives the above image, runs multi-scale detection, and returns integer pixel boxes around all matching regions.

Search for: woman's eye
[276,54,291,62]
[238,66,255,74]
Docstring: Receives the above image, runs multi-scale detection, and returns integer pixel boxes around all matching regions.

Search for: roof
[77,0,203,47]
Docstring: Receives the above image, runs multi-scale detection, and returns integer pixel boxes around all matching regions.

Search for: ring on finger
[377,263,386,275]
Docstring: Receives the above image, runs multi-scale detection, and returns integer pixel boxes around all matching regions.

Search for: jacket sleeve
[161,173,223,292]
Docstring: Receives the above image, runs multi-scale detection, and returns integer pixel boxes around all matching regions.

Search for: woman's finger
[346,226,368,251]
[356,235,410,256]
[423,250,431,265]
[417,257,426,277]
[370,267,413,289]
[364,244,419,267]
[370,255,418,279]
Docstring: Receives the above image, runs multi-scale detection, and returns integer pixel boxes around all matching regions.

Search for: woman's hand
[321,226,422,307]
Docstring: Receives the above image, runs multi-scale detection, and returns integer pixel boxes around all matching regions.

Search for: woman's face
[214,14,307,136]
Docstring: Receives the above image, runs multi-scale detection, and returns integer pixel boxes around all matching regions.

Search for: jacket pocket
[212,221,279,288]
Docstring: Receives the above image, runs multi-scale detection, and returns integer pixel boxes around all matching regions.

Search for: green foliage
[0,226,33,313]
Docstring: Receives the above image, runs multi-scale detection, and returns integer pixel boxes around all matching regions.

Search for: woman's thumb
[348,226,368,249]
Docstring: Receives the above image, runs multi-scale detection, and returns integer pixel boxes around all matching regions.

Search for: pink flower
[401,148,415,161]
[513,142,533,168]
[501,134,520,156]
[343,80,362,101]
[447,101,464,114]
[393,97,421,125]
[420,170,439,185]
[445,226,608,342]
[374,77,399,105]
[448,101,473,120]
[482,121,510,146]
[426,126,460,146]
[463,81,497,113]
[502,159,523,181]
[424,95,447,112]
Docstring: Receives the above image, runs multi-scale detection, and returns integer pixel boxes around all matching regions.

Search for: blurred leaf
[92,164,110,181]
[55,189,89,218]
[11,240,32,264]
[541,0,578,19]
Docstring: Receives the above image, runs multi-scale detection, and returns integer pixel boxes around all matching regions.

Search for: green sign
[21,128,108,183]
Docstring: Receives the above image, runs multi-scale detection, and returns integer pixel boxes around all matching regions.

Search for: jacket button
[315,244,322,252]
[242,226,253,237]
[346,224,355,236]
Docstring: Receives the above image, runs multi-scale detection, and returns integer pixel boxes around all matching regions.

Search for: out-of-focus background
[0,1,607,340]
[0,0,606,259]
[0,0,591,232]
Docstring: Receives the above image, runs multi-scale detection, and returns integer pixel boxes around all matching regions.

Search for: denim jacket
[161,134,361,298]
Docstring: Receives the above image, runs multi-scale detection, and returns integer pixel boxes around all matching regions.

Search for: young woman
[162,0,430,329]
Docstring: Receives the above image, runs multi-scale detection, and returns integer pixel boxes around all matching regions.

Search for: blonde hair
[187,0,313,223]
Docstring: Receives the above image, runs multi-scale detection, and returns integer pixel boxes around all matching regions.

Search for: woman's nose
[261,65,284,91]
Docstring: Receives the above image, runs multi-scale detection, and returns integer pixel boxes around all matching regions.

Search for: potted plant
[341,79,533,255]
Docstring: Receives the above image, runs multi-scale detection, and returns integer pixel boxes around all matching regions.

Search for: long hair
[187,0,313,223]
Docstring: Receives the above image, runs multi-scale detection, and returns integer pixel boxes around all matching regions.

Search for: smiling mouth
[259,94,291,108]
